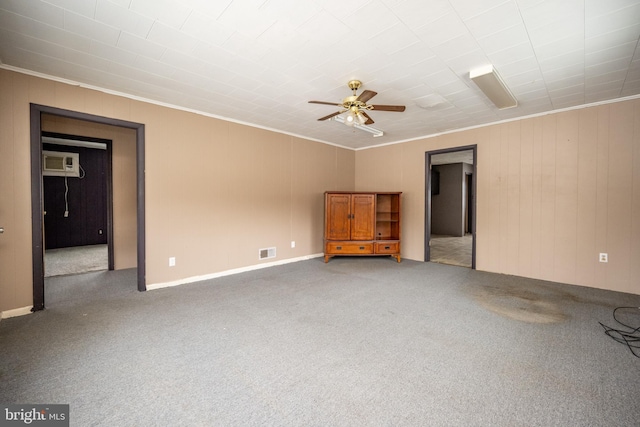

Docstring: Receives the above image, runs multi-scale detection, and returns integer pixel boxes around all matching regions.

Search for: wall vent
[259,247,276,260]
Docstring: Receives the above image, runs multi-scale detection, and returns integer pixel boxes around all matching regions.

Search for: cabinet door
[351,194,375,240]
[326,193,351,240]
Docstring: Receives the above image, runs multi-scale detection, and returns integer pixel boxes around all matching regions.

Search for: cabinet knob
[359,246,365,250]
[0,227,3,234]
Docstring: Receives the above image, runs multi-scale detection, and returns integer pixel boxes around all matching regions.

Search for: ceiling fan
[309,80,406,127]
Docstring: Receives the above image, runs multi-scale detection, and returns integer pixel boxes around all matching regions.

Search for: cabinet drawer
[326,242,374,254]
[374,242,399,254]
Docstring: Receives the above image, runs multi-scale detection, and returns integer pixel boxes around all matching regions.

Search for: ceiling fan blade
[361,111,374,125]
[318,111,342,121]
[309,100,342,106]
[371,105,406,112]
[356,90,377,103]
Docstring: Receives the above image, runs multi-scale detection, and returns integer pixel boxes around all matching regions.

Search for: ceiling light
[344,109,356,126]
[333,115,384,137]
[470,65,517,109]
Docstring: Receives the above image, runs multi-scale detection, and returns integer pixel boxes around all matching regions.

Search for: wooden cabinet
[324,192,401,263]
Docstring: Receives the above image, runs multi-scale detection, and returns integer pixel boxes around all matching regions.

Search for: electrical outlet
[599,253,608,263]
[291,241,295,248]
[169,257,176,267]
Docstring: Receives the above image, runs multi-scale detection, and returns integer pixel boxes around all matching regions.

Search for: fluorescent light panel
[470,65,517,110]
[333,115,384,137]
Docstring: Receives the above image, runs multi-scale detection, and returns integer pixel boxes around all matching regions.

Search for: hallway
[430,234,472,268]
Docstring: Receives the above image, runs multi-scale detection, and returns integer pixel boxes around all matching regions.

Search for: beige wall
[356,100,640,295]
[41,114,138,269]
[0,69,354,313]
[2,67,637,315]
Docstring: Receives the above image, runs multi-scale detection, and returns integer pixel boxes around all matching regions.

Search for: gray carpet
[44,244,108,277]
[1,259,639,426]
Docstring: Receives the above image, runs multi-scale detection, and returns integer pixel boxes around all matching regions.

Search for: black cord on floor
[599,306,640,358]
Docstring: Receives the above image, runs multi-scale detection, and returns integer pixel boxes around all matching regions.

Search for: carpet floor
[44,244,108,277]
[1,258,639,426]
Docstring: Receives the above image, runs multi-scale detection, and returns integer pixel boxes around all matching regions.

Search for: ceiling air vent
[259,247,276,260]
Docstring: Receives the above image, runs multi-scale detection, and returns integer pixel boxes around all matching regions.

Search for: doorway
[42,131,112,277]
[30,104,146,311]
[425,146,476,268]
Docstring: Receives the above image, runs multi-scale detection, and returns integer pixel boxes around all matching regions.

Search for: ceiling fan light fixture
[344,109,357,126]
[470,65,517,109]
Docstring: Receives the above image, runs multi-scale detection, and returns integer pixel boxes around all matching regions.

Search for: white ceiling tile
[216,0,276,39]
[105,0,131,7]
[420,68,460,89]
[95,0,153,38]
[320,0,372,18]
[63,46,113,71]
[414,11,469,47]
[382,0,452,30]
[129,0,192,29]
[180,11,234,46]
[63,10,120,46]
[585,2,640,38]
[585,0,640,16]
[389,41,434,66]
[343,1,400,38]
[520,0,584,31]
[546,74,584,92]
[462,1,523,38]
[133,55,179,79]
[449,0,510,20]
[586,25,640,53]
[446,51,491,76]
[585,70,627,86]
[487,43,536,69]
[549,83,584,98]
[45,0,97,18]
[621,78,640,96]
[586,41,637,67]
[476,25,529,56]
[504,68,545,89]
[180,0,232,19]
[117,31,166,59]
[586,57,635,77]
[0,0,64,27]
[296,10,351,45]
[550,93,584,109]
[2,0,639,149]
[535,39,584,66]
[369,23,421,56]
[146,21,199,53]
[431,34,480,62]
[261,0,321,26]
[527,19,584,49]
[258,20,309,53]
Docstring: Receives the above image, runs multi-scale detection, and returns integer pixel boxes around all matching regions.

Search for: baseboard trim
[1,305,33,320]
[146,253,324,291]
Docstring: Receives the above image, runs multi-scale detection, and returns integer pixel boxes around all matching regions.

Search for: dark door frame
[42,131,114,270]
[424,145,477,269]
[30,104,146,311]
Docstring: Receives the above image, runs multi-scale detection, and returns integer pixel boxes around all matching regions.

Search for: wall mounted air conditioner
[42,150,80,177]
